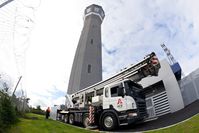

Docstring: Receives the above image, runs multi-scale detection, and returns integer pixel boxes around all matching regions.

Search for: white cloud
[101,0,199,77]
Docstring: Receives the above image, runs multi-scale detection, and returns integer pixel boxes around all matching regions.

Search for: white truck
[57,52,160,131]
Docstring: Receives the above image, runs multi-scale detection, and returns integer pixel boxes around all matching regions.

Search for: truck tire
[61,115,65,121]
[69,114,74,125]
[83,114,90,128]
[101,112,118,131]
[64,114,68,123]
[57,113,61,121]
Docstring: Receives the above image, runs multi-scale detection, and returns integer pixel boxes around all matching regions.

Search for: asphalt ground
[114,100,199,132]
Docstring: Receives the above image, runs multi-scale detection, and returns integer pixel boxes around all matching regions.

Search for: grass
[146,114,199,133]
[7,113,93,133]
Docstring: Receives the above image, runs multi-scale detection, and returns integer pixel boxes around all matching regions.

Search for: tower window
[91,39,93,44]
[88,64,92,73]
[94,7,99,12]
[86,8,91,13]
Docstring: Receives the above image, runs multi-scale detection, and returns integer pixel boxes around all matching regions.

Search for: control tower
[67,4,105,94]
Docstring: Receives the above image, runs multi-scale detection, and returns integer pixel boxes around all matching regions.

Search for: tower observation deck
[67,4,105,94]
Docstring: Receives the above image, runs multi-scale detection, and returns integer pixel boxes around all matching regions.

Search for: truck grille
[136,101,147,118]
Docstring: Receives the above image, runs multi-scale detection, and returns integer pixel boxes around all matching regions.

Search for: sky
[1,0,199,109]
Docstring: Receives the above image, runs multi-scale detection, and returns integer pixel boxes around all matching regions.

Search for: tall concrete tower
[67,4,105,94]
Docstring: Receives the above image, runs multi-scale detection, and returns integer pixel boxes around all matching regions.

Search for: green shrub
[0,91,18,132]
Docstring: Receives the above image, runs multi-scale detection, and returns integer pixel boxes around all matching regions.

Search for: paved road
[114,100,199,132]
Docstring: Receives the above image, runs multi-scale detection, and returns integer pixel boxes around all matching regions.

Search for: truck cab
[100,79,147,130]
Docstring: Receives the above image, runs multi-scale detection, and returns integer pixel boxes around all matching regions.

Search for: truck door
[103,84,127,111]
[103,87,110,109]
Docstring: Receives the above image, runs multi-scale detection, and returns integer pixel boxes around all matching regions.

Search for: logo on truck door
[117,98,123,108]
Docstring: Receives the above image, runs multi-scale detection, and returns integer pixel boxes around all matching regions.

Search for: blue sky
[0,0,199,108]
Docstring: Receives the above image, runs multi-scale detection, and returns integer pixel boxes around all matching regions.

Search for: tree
[36,105,41,110]
[30,105,45,115]
[0,72,13,94]
[0,91,18,131]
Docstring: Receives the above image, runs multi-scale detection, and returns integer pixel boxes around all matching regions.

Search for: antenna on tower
[160,43,177,65]
[160,43,185,78]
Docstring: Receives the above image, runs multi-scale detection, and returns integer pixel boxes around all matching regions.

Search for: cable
[0,0,14,9]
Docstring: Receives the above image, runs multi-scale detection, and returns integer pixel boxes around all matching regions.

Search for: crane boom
[71,52,160,96]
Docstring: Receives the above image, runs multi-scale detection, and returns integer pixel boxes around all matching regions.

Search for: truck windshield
[124,81,145,99]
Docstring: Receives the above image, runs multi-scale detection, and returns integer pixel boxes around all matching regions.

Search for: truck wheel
[101,112,118,131]
[83,114,90,128]
[69,114,74,125]
[64,114,68,123]
[57,113,61,121]
[61,115,65,121]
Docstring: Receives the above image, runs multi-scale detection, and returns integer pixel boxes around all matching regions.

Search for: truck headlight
[128,112,137,117]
